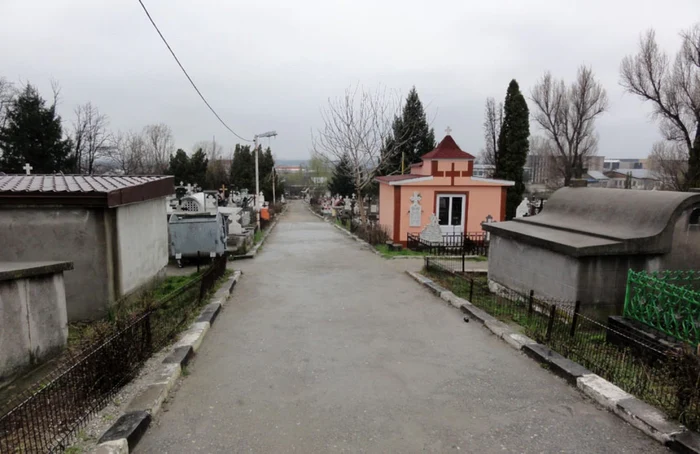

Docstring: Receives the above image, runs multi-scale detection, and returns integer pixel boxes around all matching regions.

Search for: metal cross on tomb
[23,163,33,175]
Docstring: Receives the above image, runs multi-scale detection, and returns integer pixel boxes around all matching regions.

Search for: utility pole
[272,167,276,205]
[253,130,277,229]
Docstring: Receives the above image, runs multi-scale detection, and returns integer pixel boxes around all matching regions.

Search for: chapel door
[436,194,466,235]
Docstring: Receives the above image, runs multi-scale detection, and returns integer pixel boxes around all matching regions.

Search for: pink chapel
[375,132,514,246]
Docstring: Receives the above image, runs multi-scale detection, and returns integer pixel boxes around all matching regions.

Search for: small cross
[410,192,422,204]
[445,126,452,135]
[219,184,227,192]
[23,163,33,175]
[185,183,193,193]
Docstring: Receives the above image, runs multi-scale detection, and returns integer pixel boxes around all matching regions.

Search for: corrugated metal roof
[0,175,168,193]
[607,169,656,180]
[586,170,609,181]
[0,175,174,207]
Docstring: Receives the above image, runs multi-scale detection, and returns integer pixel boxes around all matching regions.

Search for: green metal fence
[624,269,700,346]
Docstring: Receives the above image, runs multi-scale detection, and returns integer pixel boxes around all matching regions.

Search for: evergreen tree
[259,146,276,202]
[0,84,74,173]
[381,87,435,175]
[229,144,254,192]
[328,153,356,196]
[494,80,530,220]
[189,148,208,187]
[168,149,190,184]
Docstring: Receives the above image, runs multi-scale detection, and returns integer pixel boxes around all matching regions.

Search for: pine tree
[0,84,74,173]
[189,148,208,187]
[168,149,190,184]
[381,87,435,175]
[494,80,530,220]
[328,153,356,196]
[229,144,254,192]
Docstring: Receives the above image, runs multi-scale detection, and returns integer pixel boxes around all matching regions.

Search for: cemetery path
[135,201,665,454]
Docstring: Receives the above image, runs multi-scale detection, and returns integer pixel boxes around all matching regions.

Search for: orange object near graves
[260,207,270,220]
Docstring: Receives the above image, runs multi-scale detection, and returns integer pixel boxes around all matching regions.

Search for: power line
[136,0,252,142]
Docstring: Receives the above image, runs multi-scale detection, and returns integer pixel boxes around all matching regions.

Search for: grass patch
[375,244,428,258]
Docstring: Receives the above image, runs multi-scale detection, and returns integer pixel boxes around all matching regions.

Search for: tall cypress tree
[0,84,74,173]
[229,144,254,191]
[381,87,435,175]
[495,80,530,220]
[328,153,356,196]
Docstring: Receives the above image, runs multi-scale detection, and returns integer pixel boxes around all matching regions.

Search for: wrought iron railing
[624,269,700,346]
[426,259,700,431]
[407,232,489,256]
[0,254,228,453]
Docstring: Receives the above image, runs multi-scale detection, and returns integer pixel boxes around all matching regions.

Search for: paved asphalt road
[136,201,666,453]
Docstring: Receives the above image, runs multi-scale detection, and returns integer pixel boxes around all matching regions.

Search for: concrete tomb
[0,261,73,380]
[483,187,700,314]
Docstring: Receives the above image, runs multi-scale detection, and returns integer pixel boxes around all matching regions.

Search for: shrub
[355,222,390,246]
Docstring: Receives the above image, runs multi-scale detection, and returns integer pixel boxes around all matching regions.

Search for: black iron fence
[407,232,489,257]
[425,258,700,432]
[0,254,228,453]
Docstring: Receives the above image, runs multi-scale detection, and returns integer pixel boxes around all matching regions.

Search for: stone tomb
[0,261,73,380]
[483,187,700,314]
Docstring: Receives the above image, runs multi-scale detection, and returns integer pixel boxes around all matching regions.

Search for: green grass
[374,244,429,258]
[253,229,264,245]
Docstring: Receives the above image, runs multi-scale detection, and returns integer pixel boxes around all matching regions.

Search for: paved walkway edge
[306,204,386,258]
[405,270,699,453]
[230,207,287,260]
[91,270,243,454]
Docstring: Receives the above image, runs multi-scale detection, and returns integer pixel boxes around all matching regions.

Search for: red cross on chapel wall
[431,161,471,184]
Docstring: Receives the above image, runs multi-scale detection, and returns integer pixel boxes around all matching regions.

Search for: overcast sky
[1,0,697,160]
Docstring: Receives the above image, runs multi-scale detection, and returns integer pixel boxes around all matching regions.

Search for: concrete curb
[404,269,699,452]
[91,271,242,453]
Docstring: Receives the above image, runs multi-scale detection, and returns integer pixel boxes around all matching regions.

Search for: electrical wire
[136,0,252,142]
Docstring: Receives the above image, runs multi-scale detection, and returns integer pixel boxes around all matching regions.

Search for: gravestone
[515,198,529,218]
[420,214,443,244]
[409,192,422,227]
[241,210,251,226]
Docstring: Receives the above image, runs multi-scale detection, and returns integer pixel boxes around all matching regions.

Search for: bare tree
[313,84,403,222]
[72,102,110,174]
[648,141,689,191]
[107,130,149,175]
[530,65,609,186]
[143,123,174,174]
[193,138,229,190]
[0,77,16,129]
[620,25,700,189]
[480,97,503,169]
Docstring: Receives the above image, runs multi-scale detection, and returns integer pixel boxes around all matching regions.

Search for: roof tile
[421,135,476,160]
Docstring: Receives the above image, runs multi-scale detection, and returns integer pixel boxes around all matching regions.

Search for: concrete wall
[663,206,700,270]
[0,208,112,320]
[0,273,68,380]
[116,198,168,297]
[488,235,580,302]
[378,183,394,238]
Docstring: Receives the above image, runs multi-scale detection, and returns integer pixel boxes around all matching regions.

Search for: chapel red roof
[420,135,475,160]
